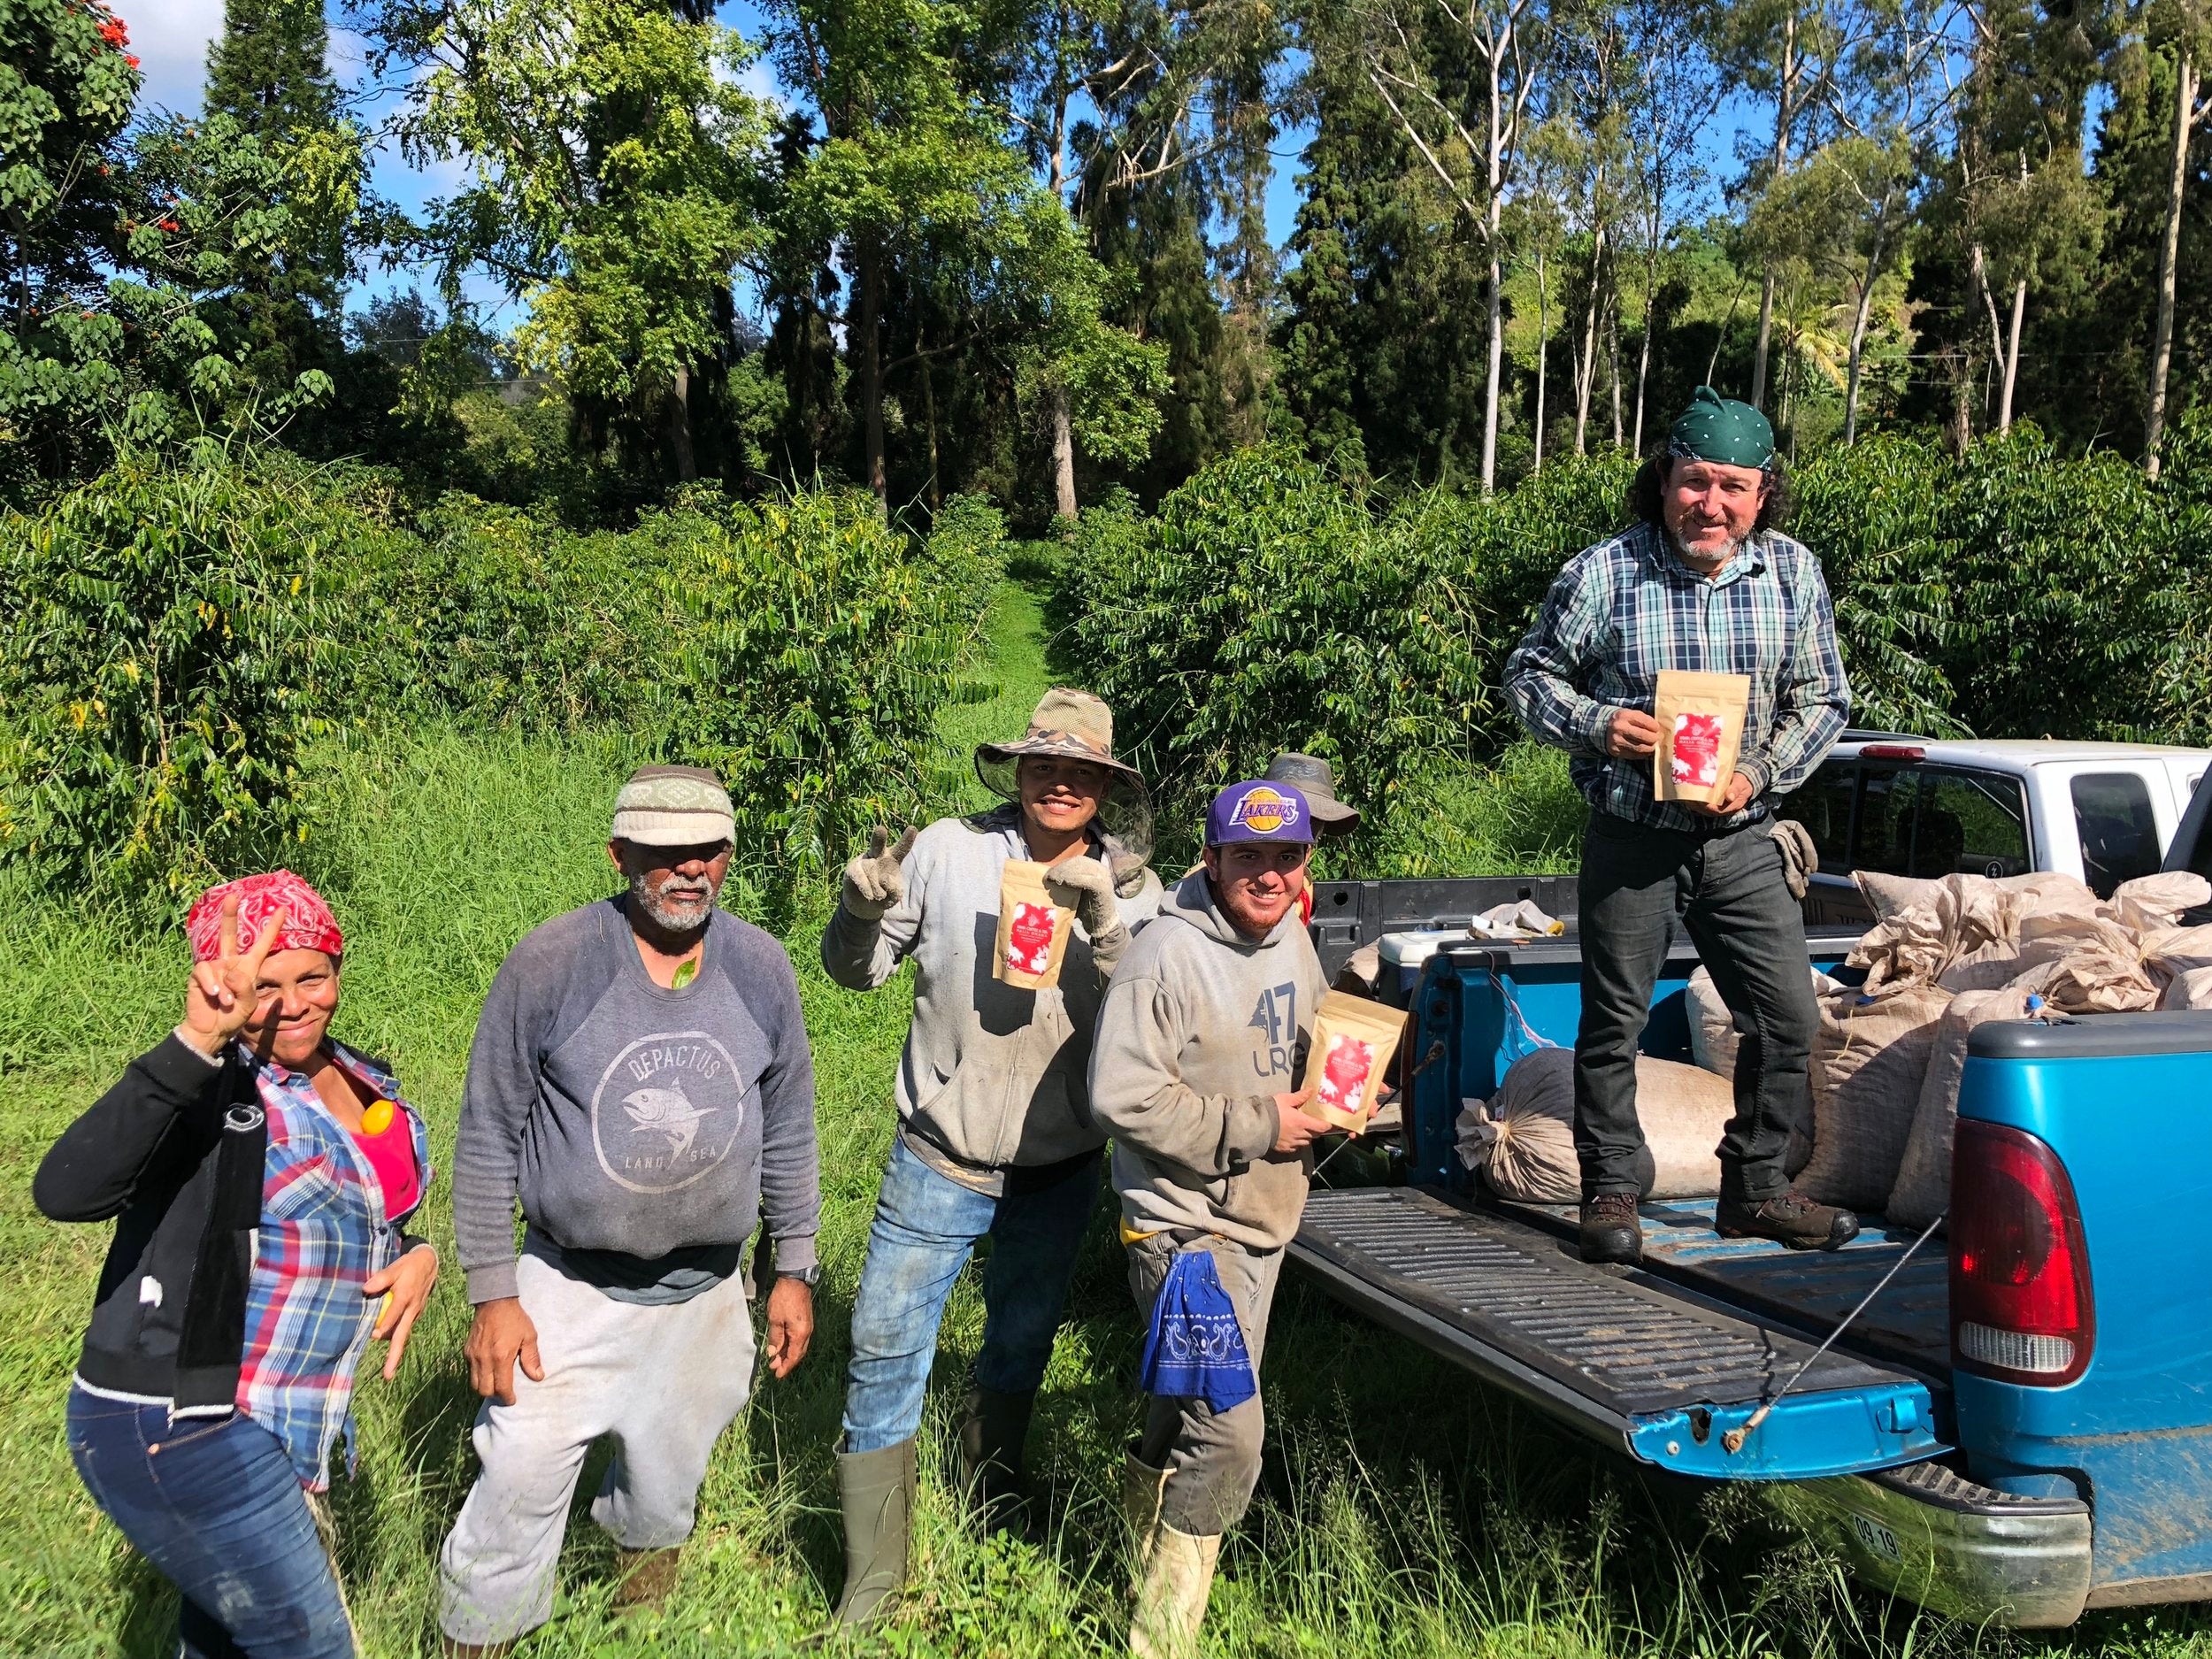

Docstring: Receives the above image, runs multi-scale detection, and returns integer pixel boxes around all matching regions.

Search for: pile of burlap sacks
[1459,869,2212,1219]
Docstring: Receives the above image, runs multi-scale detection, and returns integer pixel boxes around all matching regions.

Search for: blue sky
[136,2,1755,332]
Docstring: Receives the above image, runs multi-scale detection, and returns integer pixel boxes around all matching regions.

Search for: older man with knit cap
[436,764,821,1655]
[1505,388,1854,1268]
[818,688,1161,1624]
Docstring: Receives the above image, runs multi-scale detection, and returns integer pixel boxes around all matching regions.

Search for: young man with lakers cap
[818,688,1162,1623]
[1088,779,1331,1658]
[1504,387,1854,1267]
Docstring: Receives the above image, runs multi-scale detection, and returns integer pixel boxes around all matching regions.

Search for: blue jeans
[841,1135,1100,1453]
[65,1389,353,1659]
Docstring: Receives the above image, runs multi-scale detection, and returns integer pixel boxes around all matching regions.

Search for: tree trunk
[1751,12,1796,411]
[1574,211,1606,454]
[921,346,941,512]
[1533,248,1549,473]
[665,365,697,481]
[1050,386,1078,522]
[858,234,887,512]
[1999,277,2026,434]
[1608,297,1623,449]
[2146,49,2198,479]
[1632,242,1656,453]
[1842,209,1888,446]
[1483,242,1504,492]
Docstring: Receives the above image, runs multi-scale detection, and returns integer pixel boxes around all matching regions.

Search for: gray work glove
[841,826,917,921]
[1045,854,1130,978]
[1770,818,1818,902]
[1101,833,1153,900]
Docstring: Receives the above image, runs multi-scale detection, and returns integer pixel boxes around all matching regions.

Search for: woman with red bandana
[35,872,438,1659]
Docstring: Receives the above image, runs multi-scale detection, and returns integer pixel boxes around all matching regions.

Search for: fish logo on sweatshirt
[591,1032,748,1194]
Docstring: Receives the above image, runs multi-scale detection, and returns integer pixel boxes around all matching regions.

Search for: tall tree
[2146,0,2212,474]
[1352,0,1550,490]
[204,0,340,134]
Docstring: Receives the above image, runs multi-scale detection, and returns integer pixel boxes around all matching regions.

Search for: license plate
[1849,1511,1901,1562]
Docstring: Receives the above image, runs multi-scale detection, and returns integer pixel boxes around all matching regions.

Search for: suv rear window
[2072,772,2162,897]
[1780,761,1856,872]
[1855,765,2031,879]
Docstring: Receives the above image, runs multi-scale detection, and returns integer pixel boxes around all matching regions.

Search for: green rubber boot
[833,1437,916,1626]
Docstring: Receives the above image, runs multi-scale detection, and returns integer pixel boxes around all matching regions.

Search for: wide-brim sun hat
[976,687,1152,858]
[1263,752,1360,834]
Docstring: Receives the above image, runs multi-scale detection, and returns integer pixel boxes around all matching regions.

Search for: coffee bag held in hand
[1299,991,1409,1133]
[994,860,1074,990]
[1653,670,1752,808]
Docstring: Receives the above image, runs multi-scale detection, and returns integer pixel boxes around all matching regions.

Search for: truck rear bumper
[1767,1461,2092,1628]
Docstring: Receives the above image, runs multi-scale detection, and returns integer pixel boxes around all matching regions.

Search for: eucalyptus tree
[1349,0,1553,490]
[2146,0,2212,474]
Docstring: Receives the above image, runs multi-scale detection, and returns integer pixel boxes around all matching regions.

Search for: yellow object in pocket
[360,1098,395,1136]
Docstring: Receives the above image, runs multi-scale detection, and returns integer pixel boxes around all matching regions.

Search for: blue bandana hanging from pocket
[1139,1248,1256,1412]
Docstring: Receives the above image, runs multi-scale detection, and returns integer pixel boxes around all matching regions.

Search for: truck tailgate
[1293,1187,1949,1480]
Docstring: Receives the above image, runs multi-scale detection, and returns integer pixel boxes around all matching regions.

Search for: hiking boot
[833,1437,917,1625]
[1579,1193,1643,1265]
[1716,1189,1860,1251]
[957,1386,1041,1543]
[612,1545,681,1612]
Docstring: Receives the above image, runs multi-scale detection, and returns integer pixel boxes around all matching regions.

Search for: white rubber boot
[1123,1448,1219,1659]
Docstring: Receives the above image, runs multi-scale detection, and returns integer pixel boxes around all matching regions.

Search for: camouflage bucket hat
[976,687,1152,858]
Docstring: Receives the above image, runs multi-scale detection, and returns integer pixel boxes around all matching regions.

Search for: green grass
[2,580,2208,1656]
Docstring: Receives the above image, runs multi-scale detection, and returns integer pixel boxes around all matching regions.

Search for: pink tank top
[350,1116,420,1218]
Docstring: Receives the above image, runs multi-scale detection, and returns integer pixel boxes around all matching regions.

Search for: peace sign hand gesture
[179,895,289,1058]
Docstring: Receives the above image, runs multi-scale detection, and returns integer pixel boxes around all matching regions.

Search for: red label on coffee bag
[1006,902,1058,975]
[1317,1033,1378,1116]
[1671,711,1723,787]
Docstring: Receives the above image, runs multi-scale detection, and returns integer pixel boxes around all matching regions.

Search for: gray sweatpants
[437,1251,757,1645]
[1128,1234,1283,1538]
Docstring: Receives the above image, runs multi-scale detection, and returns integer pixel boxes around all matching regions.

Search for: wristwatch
[777,1262,823,1289]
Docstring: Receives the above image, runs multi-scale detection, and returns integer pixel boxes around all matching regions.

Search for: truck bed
[1293,1186,1951,1481]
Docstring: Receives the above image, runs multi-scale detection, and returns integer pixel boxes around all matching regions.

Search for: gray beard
[1667,524,1749,569]
[630,869,720,934]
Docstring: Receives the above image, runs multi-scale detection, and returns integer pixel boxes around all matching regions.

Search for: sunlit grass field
[1,580,2203,1656]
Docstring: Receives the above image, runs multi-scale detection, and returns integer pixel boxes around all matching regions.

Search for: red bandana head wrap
[185,870,344,965]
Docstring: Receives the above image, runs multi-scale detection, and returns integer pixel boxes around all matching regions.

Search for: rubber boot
[833,1438,916,1626]
[612,1544,681,1612]
[957,1386,1040,1541]
[1123,1448,1218,1659]
[437,1640,514,1659]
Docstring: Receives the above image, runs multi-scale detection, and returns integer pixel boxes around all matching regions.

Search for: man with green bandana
[1503,388,1855,1265]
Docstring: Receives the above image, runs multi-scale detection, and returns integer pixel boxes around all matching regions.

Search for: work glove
[1101,834,1153,900]
[841,826,917,922]
[1770,818,1818,902]
[1045,854,1130,979]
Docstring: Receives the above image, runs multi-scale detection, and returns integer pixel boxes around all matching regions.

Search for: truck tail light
[1858,743,1927,761]
[1950,1119,2093,1386]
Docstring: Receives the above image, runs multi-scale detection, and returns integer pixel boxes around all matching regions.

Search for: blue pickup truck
[1294,872,2211,1628]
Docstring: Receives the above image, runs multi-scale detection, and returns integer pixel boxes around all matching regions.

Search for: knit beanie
[611,764,736,847]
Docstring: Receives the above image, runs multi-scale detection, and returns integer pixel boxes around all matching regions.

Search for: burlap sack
[1686,965,1843,1079]
[2161,966,2212,1010]
[1468,1048,1732,1202]
[1886,969,2057,1230]
[2104,872,2212,933]
[1849,872,2021,993]
[1798,984,1954,1211]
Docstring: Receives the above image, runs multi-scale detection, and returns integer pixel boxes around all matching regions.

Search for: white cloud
[126,0,224,118]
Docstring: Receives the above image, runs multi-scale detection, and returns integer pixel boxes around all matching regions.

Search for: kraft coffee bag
[1653,670,1751,808]
[1299,991,1409,1133]
[994,860,1074,990]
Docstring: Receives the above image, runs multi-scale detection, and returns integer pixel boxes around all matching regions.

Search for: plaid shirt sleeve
[1503,545,1624,758]
[1740,543,1852,797]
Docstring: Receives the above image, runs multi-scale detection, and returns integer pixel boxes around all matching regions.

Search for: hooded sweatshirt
[1088,871,1326,1251]
[820,805,1163,1187]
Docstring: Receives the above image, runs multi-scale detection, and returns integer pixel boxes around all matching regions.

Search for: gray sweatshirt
[819,806,1163,1184]
[452,898,821,1305]
[1088,872,1327,1251]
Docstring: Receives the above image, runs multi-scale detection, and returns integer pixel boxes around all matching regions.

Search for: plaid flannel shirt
[235,1041,432,1490]
[1503,519,1851,833]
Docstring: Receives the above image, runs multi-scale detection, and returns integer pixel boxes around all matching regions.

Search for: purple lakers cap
[1206,780,1315,847]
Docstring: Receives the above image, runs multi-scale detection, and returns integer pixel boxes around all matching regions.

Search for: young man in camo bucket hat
[818,688,1163,1623]
[1505,387,1854,1269]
